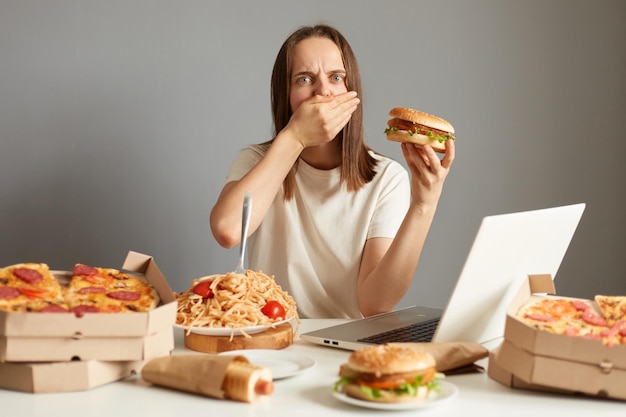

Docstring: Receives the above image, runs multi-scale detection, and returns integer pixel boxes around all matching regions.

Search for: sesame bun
[389,107,455,134]
[347,344,435,376]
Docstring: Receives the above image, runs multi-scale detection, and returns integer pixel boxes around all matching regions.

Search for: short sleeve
[225,146,265,182]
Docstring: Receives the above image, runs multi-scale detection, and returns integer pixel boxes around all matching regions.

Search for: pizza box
[488,274,626,401]
[487,345,583,397]
[0,251,177,362]
[0,358,146,393]
[0,326,174,362]
[503,274,626,365]
[489,339,626,400]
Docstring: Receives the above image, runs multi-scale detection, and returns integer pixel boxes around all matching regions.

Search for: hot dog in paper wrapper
[141,354,273,402]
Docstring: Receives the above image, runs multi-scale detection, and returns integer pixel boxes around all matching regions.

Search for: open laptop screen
[300,203,586,350]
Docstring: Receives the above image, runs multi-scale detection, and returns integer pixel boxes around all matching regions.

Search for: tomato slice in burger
[356,367,436,390]
[355,378,412,390]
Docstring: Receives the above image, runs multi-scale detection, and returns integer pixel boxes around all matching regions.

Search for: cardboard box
[488,345,577,396]
[0,359,146,393]
[488,274,626,401]
[0,327,173,362]
[492,340,626,399]
[0,251,177,362]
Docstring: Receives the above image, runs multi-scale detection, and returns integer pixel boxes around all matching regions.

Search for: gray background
[1,1,624,310]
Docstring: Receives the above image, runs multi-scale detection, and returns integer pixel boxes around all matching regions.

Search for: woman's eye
[297,76,311,84]
[332,74,345,83]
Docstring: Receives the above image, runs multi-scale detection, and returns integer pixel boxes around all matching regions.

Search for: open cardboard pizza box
[0,251,177,362]
[0,251,177,393]
[488,274,626,401]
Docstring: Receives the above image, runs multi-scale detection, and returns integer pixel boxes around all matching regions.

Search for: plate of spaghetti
[173,319,292,337]
[175,269,299,339]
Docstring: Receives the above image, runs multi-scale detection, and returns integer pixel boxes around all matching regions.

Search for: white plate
[332,380,458,410]
[173,318,291,336]
[218,349,316,379]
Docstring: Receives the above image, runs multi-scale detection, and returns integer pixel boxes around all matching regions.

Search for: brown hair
[266,24,378,200]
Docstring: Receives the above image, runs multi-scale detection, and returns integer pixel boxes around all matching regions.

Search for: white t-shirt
[225,145,410,319]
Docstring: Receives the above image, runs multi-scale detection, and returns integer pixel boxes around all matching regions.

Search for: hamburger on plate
[333,344,444,403]
[385,107,455,153]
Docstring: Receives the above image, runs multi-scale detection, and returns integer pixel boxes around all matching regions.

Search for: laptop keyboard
[357,317,440,344]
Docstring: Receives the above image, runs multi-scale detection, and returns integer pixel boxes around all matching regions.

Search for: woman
[210,24,455,319]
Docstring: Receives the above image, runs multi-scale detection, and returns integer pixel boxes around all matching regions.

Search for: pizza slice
[594,295,626,327]
[65,263,160,314]
[68,263,153,292]
[0,263,66,312]
[4,263,63,295]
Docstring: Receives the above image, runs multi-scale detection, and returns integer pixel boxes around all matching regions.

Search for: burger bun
[347,344,436,375]
[388,107,454,134]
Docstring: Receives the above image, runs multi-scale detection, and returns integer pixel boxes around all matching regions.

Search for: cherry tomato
[261,300,285,320]
[192,280,214,299]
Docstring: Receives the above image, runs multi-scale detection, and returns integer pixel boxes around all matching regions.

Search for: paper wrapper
[389,342,489,374]
[141,354,273,402]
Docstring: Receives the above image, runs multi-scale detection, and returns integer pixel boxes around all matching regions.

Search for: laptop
[300,203,586,350]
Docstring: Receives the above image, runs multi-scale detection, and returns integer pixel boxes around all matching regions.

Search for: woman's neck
[300,140,341,170]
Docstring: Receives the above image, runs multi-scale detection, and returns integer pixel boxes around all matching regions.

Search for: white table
[2,319,624,416]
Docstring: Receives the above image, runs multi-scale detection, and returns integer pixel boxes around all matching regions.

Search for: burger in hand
[333,344,444,403]
[385,107,455,153]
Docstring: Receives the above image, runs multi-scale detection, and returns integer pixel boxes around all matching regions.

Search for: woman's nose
[315,79,332,96]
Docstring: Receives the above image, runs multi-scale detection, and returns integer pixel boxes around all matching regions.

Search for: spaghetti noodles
[176,269,299,338]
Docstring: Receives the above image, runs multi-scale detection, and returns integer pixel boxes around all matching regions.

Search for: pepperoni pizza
[0,262,160,314]
[0,263,68,312]
[517,296,626,347]
[66,264,159,313]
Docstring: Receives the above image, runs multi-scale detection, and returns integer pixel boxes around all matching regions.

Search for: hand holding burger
[334,344,444,403]
[385,107,455,153]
